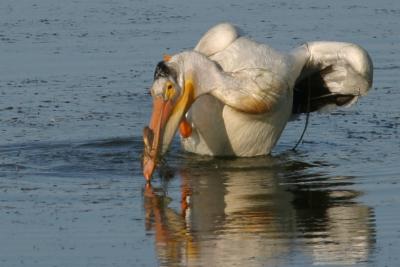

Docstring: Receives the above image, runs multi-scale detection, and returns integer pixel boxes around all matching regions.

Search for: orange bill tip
[143,157,156,181]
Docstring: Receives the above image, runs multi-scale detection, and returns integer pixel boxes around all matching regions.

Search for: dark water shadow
[143,153,376,266]
[0,136,143,179]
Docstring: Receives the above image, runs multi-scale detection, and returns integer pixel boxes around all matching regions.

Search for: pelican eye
[165,82,176,99]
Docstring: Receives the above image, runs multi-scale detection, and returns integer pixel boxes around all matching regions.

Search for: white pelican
[142,23,373,180]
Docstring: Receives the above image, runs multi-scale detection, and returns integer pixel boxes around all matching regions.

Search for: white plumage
[142,23,373,179]
[179,23,373,156]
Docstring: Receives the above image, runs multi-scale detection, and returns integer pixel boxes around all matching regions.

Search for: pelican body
[142,23,373,180]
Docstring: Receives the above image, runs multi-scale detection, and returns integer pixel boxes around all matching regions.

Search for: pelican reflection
[143,156,375,266]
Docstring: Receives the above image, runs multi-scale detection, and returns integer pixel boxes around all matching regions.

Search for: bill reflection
[143,157,375,266]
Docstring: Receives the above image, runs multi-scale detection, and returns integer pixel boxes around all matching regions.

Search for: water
[1,0,399,266]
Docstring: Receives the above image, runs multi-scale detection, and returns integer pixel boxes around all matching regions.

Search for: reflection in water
[143,155,375,266]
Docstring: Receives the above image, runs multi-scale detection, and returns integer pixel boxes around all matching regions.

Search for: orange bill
[142,97,173,181]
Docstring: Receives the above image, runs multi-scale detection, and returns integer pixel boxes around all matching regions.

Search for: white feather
[169,23,373,156]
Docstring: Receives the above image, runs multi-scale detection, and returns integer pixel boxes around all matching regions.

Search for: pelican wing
[208,68,289,114]
[291,42,373,114]
[194,23,290,114]
[194,24,373,115]
[194,23,239,57]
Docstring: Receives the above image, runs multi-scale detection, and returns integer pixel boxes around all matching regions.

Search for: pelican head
[142,59,195,181]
